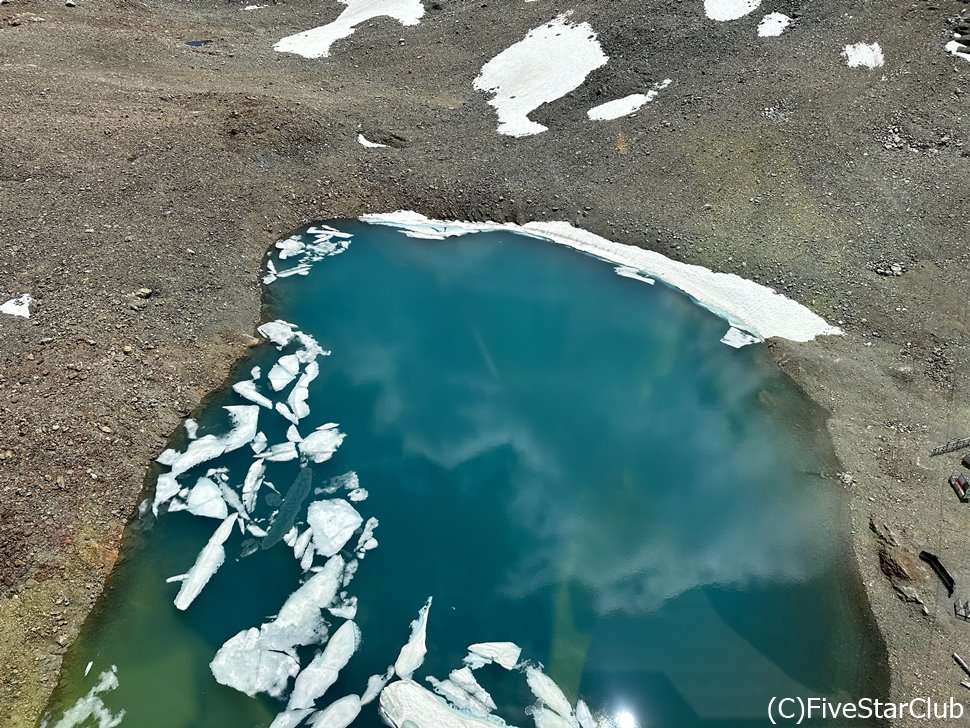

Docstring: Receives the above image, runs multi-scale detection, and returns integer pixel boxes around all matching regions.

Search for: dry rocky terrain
[0,0,968,725]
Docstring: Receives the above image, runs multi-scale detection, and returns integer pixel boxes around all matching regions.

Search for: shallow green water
[46,221,886,727]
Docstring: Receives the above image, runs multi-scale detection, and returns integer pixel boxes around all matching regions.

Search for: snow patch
[0,294,32,318]
[843,42,884,68]
[474,13,608,137]
[358,133,388,148]
[274,0,425,59]
[757,12,791,36]
[946,40,970,63]
[704,0,760,22]
[587,80,672,121]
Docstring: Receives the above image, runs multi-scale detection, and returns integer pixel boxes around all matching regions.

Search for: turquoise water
[46,221,886,727]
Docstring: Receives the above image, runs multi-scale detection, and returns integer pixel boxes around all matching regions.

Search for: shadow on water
[46,220,888,728]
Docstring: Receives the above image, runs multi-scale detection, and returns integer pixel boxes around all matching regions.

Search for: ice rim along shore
[361,212,843,349]
[44,212,842,728]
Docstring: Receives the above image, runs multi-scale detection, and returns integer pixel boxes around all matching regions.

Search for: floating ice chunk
[234,379,274,409]
[44,665,124,728]
[174,513,238,610]
[394,597,432,679]
[474,14,608,137]
[301,424,346,463]
[277,402,300,425]
[294,527,314,560]
[529,707,574,728]
[274,0,425,59]
[288,360,319,421]
[757,12,790,36]
[286,425,304,443]
[252,431,268,454]
[380,680,513,728]
[426,677,491,717]
[153,472,181,511]
[160,405,259,481]
[449,667,497,711]
[287,620,361,713]
[0,294,32,318]
[269,354,302,391]
[361,666,395,705]
[329,596,357,619]
[307,499,363,557]
[704,0,760,21]
[267,555,345,647]
[210,627,300,698]
[215,479,249,521]
[946,40,970,62]
[260,441,300,462]
[842,42,884,68]
[166,573,187,583]
[259,320,298,347]
[308,694,362,728]
[586,80,671,121]
[186,476,229,519]
[84,661,93,677]
[354,517,379,557]
[358,133,388,148]
[347,488,367,502]
[720,326,761,348]
[576,701,596,728]
[252,366,262,379]
[242,459,266,512]
[525,667,572,720]
[184,418,199,439]
[300,544,316,571]
[247,523,269,538]
[465,642,521,670]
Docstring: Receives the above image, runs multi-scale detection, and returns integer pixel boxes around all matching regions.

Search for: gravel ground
[0,0,968,725]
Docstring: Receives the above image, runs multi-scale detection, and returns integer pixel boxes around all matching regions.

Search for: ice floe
[720,326,761,348]
[946,39,970,63]
[233,379,275,409]
[474,13,608,137]
[307,499,363,557]
[242,459,266,512]
[210,627,301,698]
[0,293,32,318]
[380,680,512,728]
[525,667,573,721]
[301,423,347,463]
[274,0,425,59]
[576,700,596,728]
[757,12,791,36]
[155,405,260,508]
[354,516,379,557]
[42,665,124,728]
[286,620,361,713]
[264,227,352,284]
[842,42,884,68]
[464,641,522,670]
[358,133,388,148]
[211,556,345,697]
[308,694,362,728]
[174,513,238,610]
[269,354,302,391]
[426,676,491,717]
[704,0,760,22]
[361,666,395,705]
[186,476,230,519]
[587,80,671,121]
[361,212,842,346]
[394,597,432,679]
[448,667,497,711]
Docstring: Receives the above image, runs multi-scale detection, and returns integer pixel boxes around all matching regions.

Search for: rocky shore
[0,0,967,725]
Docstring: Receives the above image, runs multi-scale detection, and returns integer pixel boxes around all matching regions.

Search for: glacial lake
[45,221,886,727]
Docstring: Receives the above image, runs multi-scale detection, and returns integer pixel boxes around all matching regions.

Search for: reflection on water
[46,221,886,727]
